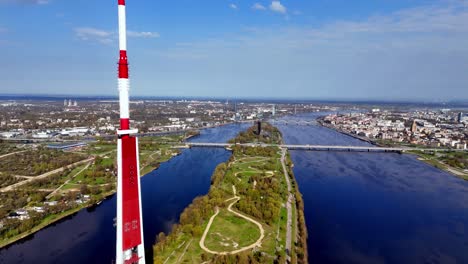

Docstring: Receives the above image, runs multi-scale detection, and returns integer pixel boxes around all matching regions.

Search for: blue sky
[0,0,467,101]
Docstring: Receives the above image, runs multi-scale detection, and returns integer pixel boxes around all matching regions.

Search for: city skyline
[1,0,468,100]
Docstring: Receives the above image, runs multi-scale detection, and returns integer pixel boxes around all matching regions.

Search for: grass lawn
[204,209,261,252]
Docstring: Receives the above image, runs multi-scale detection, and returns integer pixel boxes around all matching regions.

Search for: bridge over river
[174,142,467,153]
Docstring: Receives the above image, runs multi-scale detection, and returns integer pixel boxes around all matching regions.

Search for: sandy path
[199,185,265,255]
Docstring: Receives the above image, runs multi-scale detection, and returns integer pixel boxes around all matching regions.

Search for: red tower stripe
[121,136,142,250]
[118,50,129,79]
[120,118,130,130]
[118,0,125,6]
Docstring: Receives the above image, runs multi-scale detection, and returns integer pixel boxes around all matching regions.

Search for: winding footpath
[199,185,265,255]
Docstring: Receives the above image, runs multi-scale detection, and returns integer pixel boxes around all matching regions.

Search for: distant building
[32,132,51,139]
[458,112,464,123]
[411,120,418,133]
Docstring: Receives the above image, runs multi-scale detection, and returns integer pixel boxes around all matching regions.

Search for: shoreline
[316,118,468,180]
[0,151,177,250]
[316,118,376,145]
[0,189,116,249]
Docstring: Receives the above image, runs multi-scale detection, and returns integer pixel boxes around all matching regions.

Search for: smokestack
[115,0,146,263]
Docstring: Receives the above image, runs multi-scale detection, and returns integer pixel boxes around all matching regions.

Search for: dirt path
[0,157,94,192]
[176,239,193,264]
[46,162,92,199]
[281,148,294,259]
[0,150,27,160]
[199,185,265,255]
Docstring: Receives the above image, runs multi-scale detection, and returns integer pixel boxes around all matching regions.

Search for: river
[276,113,468,263]
[2,115,468,263]
[0,123,250,264]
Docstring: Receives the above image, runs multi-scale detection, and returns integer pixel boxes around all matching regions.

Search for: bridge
[175,142,467,153]
[269,120,316,126]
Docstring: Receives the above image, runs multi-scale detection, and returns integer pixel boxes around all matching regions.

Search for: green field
[204,209,261,252]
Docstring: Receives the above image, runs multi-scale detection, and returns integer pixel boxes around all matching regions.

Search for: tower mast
[116,1,145,263]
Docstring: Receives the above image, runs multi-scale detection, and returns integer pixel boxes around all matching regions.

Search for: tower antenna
[115,1,146,263]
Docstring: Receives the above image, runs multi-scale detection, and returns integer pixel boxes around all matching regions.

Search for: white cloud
[229,3,238,10]
[152,2,468,100]
[0,0,48,4]
[74,27,113,44]
[270,1,286,14]
[252,3,266,10]
[127,31,160,38]
[74,28,159,44]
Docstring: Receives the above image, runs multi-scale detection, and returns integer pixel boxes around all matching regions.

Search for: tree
[80,184,90,195]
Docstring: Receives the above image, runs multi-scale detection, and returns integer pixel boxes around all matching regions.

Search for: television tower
[115,1,145,263]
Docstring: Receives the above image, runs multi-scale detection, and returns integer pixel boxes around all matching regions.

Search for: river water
[1,115,468,263]
[276,113,468,263]
[0,123,250,264]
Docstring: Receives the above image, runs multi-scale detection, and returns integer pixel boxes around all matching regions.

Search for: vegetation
[0,147,85,176]
[153,124,307,264]
[0,173,24,188]
[228,122,282,145]
[0,135,184,248]
[439,152,468,170]
[409,150,468,180]
[285,153,308,262]
[0,143,20,155]
[204,209,261,252]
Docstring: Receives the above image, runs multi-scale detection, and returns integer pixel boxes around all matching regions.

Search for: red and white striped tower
[116,1,145,263]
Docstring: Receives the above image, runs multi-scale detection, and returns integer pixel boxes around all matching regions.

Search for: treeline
[210,251,273,264]
[440,152,468,169]
[286,154,308,263]
[153,163,229,264]
[231,145,278,157]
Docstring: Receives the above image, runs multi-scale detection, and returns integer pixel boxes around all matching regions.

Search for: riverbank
[317,118,376,145]
[317,118,468,180]
[0,188,116,249]
[0,136,184,249]
[153,123,308,264]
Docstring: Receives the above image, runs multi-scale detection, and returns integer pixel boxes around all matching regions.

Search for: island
[153,123,308,264]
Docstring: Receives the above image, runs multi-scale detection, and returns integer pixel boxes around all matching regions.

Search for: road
[281,148,294,259]
[199,185,265,255]
[0,158,94,192]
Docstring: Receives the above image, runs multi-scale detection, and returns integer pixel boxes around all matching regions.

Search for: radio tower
[116,1,145,263]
